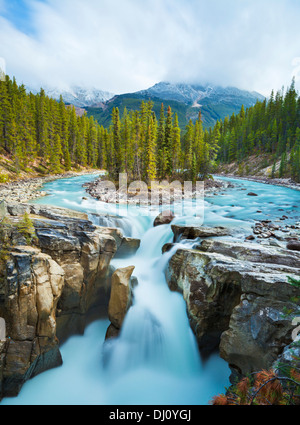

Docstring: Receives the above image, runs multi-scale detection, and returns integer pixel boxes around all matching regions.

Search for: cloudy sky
[0,0,300,96]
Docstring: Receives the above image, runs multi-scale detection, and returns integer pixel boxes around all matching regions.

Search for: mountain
[138,82,264,106]
[27,81,265,130]
[27,85,115,108]
[84,82,265,129]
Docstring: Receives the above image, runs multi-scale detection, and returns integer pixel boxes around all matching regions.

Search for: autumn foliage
[211,368,300,406]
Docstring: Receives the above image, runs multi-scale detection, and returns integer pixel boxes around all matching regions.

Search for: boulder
[6,203,31,217]
[287,241,300,251]
[162,243,176,254]
[247,192,258,197]
[115,237,141,258]
[171,225,231,242]
[105,324,120,340]
[199,239,300,268]
[154,211,175,227]
[108,266,135,330]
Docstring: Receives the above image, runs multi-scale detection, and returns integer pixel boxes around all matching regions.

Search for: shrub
[0,173,9,183]
[16,212,37,244]
[211,368,300,405]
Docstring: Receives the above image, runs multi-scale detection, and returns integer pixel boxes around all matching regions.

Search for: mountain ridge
[27,85,115,108]
[27,81,265,129]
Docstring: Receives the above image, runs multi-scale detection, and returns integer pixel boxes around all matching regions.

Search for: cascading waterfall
[104,224,202,380]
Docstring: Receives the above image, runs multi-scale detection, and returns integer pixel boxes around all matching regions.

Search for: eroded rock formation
[0,202,140,399]
[166,233,300,381]
[106,266,137,339]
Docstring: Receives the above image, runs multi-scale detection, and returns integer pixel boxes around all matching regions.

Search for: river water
[1,175,299,405]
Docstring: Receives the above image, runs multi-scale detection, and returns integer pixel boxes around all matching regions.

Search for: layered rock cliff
[0,202,139,399]
[165,227,300,382]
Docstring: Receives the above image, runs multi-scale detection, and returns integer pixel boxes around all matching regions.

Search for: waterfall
[2,174,234,405]
[105,222,202,381]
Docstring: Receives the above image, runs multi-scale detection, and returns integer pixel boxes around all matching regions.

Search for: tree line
[2,75,299,184]
[0,76,103,174]
[211,78,300,181]
[0,75,219,183]
[105,102,219,183]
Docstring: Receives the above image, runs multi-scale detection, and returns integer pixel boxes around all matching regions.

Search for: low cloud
[0,0,300,96]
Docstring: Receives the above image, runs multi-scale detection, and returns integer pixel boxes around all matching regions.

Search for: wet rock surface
[166,237,300,380]
[107,266,136,332]
[0,202,122,399]
[154,211,175,227]
[171,225,232,242]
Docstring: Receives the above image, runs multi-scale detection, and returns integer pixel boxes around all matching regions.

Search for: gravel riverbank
[216,173,300,191]
[83,177,231,204]
[0,170,101,203]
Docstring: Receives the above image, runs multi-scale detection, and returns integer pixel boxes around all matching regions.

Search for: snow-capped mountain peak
[26,85,115,107]
[137,82,265,106]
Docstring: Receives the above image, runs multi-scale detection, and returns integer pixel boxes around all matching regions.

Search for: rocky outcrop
[108,266,135,329]
[89,214,141,258]
[115,238,141,258]
[166,238,300,379]
[171,225,231,242]
[0,246,64,397]
[106,266,137,339]
[154,211,175,227]
[0,204,120,399]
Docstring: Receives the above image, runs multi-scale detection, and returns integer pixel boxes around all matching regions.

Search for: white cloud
[0,0,300,95]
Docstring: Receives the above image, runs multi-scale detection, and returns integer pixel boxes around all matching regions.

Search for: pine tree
[50,134,63,173]
[164,106,173,178]
[157,103,165,180]
[171,113,181,176]
[146,115,157,182]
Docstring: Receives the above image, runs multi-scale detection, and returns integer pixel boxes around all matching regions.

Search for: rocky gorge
[165,233,300,381]
[0,201,140,399]
[0,173,299,404]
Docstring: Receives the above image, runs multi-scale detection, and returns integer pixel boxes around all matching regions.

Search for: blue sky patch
[1,0,46,36]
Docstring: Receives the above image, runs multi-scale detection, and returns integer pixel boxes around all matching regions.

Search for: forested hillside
[211,79,300,182]
[0,76,219,183]
[0,76,104,181]
[84,82,264,130]
[1,75,299,185]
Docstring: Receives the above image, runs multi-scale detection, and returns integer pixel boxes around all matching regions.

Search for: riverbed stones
[0,171,100,204]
